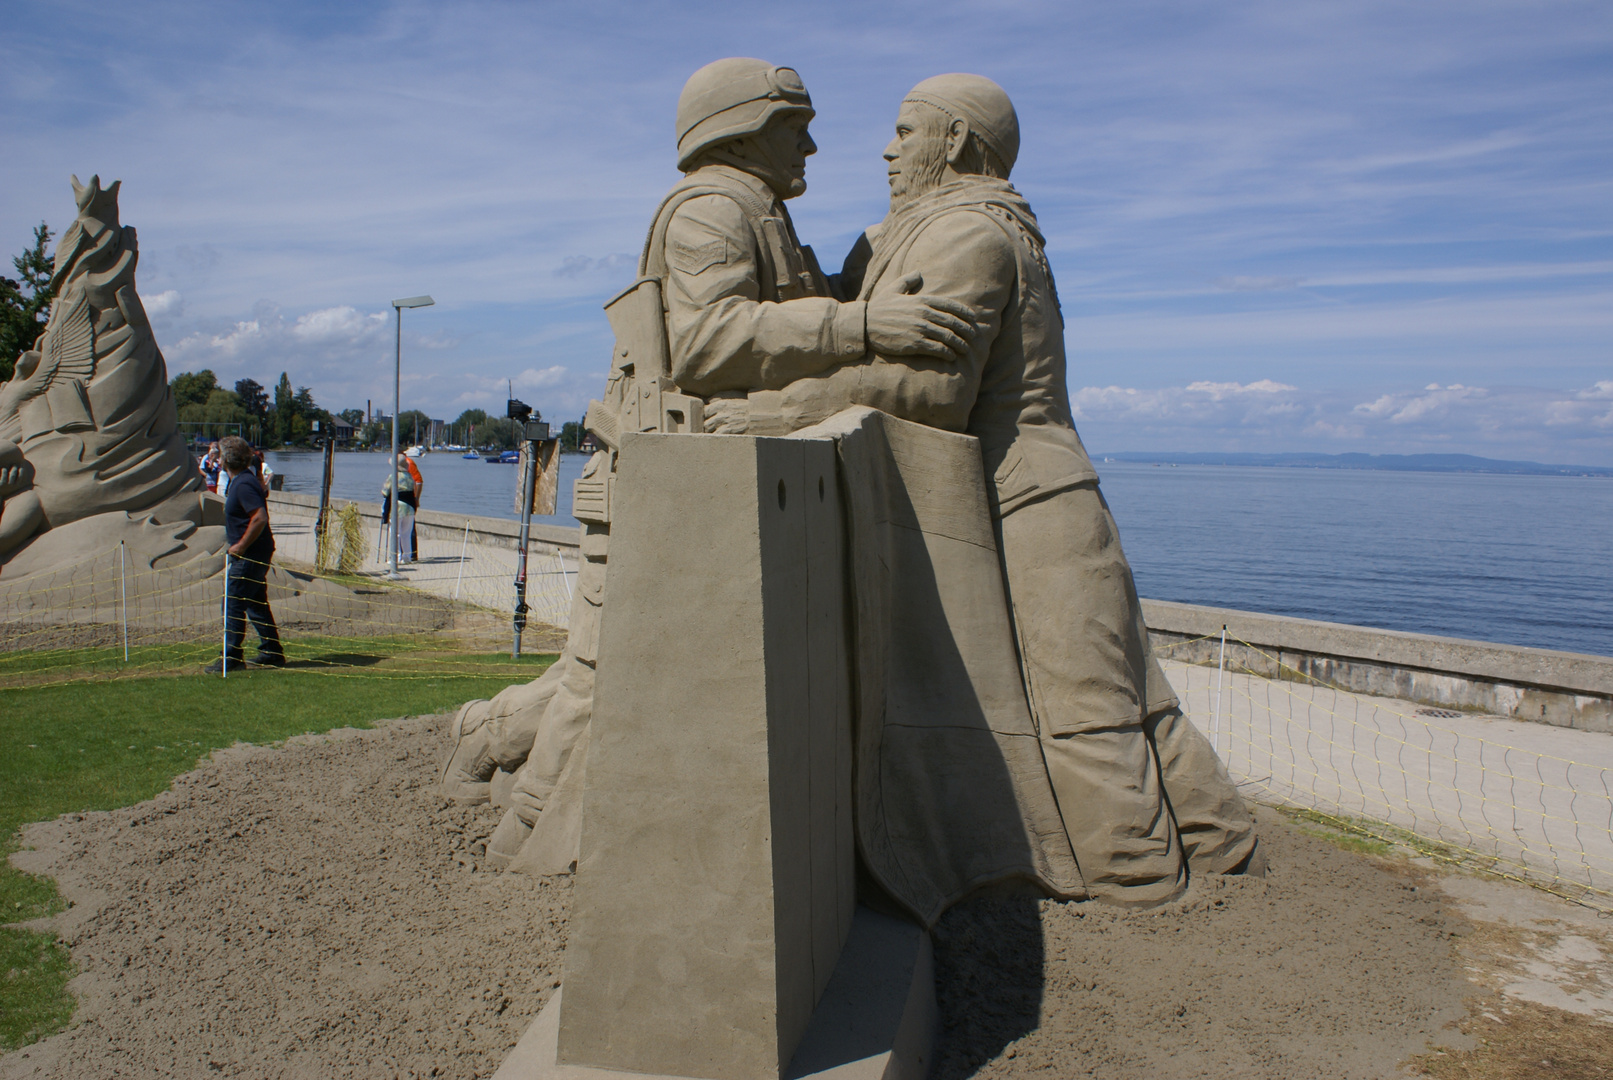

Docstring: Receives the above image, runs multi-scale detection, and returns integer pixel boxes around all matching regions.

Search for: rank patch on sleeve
[669,237,729,275]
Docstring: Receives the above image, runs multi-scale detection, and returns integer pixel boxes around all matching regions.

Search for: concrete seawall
[268,492,1611,734]
[1143,599,1613,735]
[268,490,580,553]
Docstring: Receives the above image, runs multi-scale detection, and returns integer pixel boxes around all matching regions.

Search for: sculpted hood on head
[903,73,1019,175]
[675,57,814,171]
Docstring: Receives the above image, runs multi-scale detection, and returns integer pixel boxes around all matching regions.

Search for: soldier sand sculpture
[444,61,1261,907]
[444,58,980,869]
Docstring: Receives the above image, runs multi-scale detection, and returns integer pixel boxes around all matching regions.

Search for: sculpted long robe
[749,178,1257,906]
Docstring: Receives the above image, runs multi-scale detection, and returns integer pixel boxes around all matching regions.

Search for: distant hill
[1098,451,1613,477]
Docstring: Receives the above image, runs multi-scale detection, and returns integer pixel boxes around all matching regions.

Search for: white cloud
[1077,378,1613,465]
[1353,383,1487,423]
[513,366,570,390]
[291,306,387,344]
[142,289,183,318]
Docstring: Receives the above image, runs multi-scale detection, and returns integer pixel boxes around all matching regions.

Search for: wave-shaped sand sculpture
[0,175,225,581]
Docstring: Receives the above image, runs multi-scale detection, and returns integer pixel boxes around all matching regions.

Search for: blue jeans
[225,554,283,662]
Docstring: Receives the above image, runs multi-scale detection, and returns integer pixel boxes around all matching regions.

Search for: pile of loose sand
[3,716,1476,1079]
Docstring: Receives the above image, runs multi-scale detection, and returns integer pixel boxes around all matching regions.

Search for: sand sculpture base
[495,432,937,1079]
[493,906,936,1080]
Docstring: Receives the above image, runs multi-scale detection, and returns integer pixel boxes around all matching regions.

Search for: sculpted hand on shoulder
[865,274,981,362]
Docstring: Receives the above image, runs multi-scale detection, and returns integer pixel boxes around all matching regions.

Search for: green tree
[559,420,583,452]
[452,408,490,447]
[170,370,220,411]
[177,388,249,434]
[338,408,364,428]
[478,417,522,450]
[396,408,432,448]
[273,372,294,445]
[0,223,55,382]
[234,378,268,419]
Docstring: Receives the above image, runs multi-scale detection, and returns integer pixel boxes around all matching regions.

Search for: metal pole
[453,520,471,600]
[120,540,129,663]
[1212,624,1228,754]
[221,552,230,679]
[512,438,536,657]
[387,305,402,579]
[315,436,334,565]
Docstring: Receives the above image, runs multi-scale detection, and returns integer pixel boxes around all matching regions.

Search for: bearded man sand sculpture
[448,63,1258,907]
[0,175,221,577]
[715,75,1262,900]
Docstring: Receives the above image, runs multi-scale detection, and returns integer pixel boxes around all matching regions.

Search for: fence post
[221,552,229,679]
[557,549,572,602]
[453,520,471,600]
[119,540,129,663]
[1212,624,1227,755]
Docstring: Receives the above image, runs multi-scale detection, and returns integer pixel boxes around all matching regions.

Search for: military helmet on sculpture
[903,72,1020,174]
[676,57,814,170]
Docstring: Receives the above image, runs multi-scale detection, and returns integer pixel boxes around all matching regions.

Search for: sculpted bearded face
[884,101,953,210]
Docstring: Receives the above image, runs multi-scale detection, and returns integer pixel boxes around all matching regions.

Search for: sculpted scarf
[858,177,1046,301]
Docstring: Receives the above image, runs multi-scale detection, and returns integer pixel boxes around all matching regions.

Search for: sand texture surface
[3,717,562,1080]
[4,717,1475,1079]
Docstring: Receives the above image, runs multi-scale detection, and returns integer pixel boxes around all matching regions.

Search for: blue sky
[4,0,1610,463]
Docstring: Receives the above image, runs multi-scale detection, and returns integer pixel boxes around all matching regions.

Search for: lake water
[267,451,1613,658]
[267,449,588,531]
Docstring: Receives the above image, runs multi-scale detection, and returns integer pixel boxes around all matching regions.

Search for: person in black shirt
[208,436,284,672]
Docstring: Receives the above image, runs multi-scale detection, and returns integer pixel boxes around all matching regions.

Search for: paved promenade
[267,502,578,636]
[1160,652,1613,910]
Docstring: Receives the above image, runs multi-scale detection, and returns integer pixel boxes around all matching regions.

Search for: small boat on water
[462,451,481,460]
[404,445,425,458]
[485,449,520,463]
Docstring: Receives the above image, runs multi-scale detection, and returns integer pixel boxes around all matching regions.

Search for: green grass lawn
[0,641,554,1050]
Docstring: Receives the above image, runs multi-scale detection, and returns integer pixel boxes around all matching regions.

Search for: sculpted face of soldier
[884,101,954,210]
[726,109,816,199]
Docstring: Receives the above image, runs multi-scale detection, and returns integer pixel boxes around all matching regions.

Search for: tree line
[168,369,342,447]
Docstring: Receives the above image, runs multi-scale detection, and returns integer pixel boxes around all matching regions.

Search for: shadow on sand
[930,894,1047,1078]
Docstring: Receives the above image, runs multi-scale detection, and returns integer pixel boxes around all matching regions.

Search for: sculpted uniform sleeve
[752,210,1015,434]
[662,194,867,396]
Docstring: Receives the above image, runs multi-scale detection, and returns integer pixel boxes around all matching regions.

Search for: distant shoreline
[1098,451,1613,478]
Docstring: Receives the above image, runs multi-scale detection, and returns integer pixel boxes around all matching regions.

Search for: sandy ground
[4,714,1607,1080]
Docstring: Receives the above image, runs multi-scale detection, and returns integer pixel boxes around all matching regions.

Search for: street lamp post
[388,295,434,580]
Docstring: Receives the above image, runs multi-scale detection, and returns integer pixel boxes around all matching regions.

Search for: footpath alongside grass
[0,642,553,1050]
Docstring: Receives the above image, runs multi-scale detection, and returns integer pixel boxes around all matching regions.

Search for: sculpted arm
[745,211,1015,434]
[662,196,868,397]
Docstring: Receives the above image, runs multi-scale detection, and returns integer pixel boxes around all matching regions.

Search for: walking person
[403,453,423,561]
[207,436,285,673]
[199,442,222,493]
[380,456,418,563]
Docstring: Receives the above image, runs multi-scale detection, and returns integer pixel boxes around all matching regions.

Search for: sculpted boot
[483,808,533,870]
[440,700,499,804]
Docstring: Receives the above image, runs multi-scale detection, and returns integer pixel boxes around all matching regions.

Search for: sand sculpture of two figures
[0,175,225,589]
[447,64,1264,934]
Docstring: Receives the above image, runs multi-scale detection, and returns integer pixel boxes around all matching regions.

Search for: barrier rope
[1155,634,1613,914]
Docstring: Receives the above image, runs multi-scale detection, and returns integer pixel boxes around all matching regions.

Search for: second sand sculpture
[0,175,223,577]
[453,60,1265,1079]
